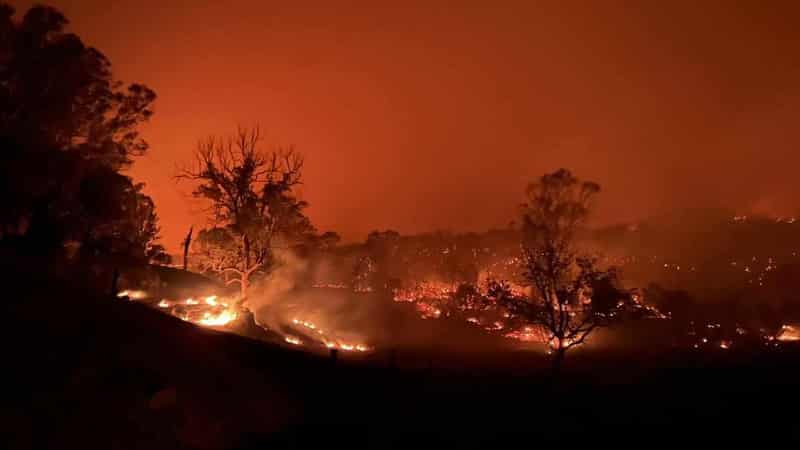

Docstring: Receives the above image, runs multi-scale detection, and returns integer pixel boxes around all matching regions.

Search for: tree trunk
[240,271,249,301]
[551,348,566,375]
[243,235,251,270]
[241,235,251,300]
[182,226,192,271]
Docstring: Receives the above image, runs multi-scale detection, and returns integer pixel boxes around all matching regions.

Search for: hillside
[3,265,800,447]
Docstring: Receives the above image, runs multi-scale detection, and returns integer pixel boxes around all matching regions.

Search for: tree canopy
[180,127,318,299]
[0,3,165,263]
[513,169,626,369]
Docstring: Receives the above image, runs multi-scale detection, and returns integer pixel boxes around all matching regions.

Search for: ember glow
[284,335,303,346]
[777,325,800,342]
[117,290,147,300]
[121,289,241,329]
[394,281,554,348]
[504,326,549,343]
[394,282,456,303]
[198,308,238,327]
[549,337,575,349]
[290,317,372,352]
[176,296,239,328]
[120,266,800,360]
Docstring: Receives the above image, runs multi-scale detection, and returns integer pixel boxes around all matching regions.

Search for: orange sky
[12,1,800,250]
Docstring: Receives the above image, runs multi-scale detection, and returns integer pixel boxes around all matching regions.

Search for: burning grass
[118,291,241,329]
[290,317,372,352]
[116,280,800,359]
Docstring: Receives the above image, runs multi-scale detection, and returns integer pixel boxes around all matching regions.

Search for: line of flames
[136,294,240,327]
[119,287,800,353]
[288,318,372,352]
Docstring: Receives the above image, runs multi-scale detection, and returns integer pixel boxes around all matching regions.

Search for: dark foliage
[0,3,165,263]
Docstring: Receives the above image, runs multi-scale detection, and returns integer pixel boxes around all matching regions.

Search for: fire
[719,340,732,349]
[415,302,441,319]
[503,325,549,343]
[284,335,303,346]
[394,281,456,303]
[324,342,371,352]
[486,321,504,331]
[549,336,575,349]
[290,317,372,352]
[312,283,349,289]
[198,308,238,326]
[151,294,240,329]
[776,325,800,342]
[117,290,147,300]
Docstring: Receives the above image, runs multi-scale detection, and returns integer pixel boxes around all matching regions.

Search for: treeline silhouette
[0,3,168,265]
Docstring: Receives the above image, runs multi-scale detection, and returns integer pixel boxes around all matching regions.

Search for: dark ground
[2,260,800,448]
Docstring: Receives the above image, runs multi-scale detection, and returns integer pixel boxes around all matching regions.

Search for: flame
[394,281,456,303]
[485,321,504,331]
[324,342,371,352]
[312,283,349,289]
[198,308,238,326]
[117,290,147,300]
[549,336,575,349]
[146,294,240,328]
[776,325,800,342]
[504,325,549,344]
[290,317,372,352]
[284,335,303,346]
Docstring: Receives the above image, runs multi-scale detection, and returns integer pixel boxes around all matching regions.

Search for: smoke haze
[10,0,799,248]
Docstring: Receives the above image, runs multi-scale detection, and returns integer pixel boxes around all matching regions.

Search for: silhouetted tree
[643,283,694,326]
[0,3,163,261]
[316,231,341,251]
[511,169,625,371]
[0,4,155,167]
[74,167,166,261]
[451,282,494,315]
[179,127,313,300]
[354,230,401,295]
[590,268,632,314]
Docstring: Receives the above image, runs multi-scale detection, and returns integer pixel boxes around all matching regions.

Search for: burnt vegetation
[2,3,800,448]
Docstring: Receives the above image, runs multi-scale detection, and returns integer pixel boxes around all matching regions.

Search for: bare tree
[177,126,310,300]
[511,169,626,371]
